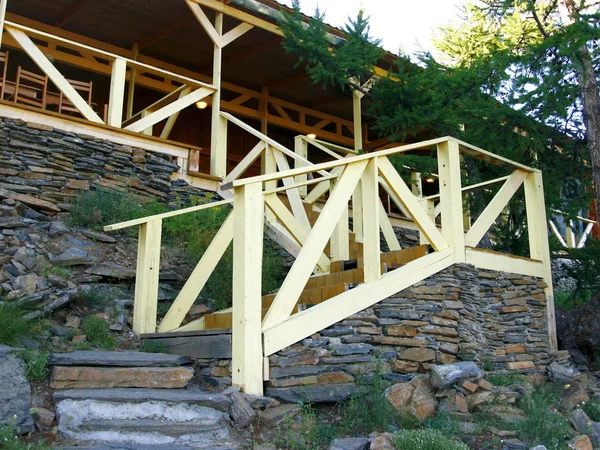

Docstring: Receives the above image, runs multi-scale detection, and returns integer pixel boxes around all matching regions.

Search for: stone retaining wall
[198,263,550,402]
[0,118,207,213]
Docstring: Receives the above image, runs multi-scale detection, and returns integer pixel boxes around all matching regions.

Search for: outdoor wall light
[307,133,317,139]
[195,101,208,109]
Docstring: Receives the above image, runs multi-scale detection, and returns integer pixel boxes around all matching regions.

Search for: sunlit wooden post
[524,170,557,351]
[294,136,308,196]
[0,0,8,50]
[352,89,364,243]
[361,158,381,282]
[232,182,265,395]
[210,12,226,177]
[437,139,465,263]
[107,58,127,127]
[330,178,350,261]
[133,219,162,335]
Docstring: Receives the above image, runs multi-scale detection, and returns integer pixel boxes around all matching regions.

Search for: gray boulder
[328,437,370,450]
[547,361,580,381]
[430,362,484,389]
[0,352,33,433]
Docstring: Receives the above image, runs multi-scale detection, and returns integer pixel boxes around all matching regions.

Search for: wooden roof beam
[267,72,307,90]
[137,16,197,51]
[55,0,91,28]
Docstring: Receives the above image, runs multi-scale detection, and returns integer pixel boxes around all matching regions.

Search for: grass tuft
[582,401,600,422]
[0,303,34,346]
[17,349,49,382]
[0,418,51,449]
[485,373,526,387]
[81,316,115,349]
[392,429,469,450]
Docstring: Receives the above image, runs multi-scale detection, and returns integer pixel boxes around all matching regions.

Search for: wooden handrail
[223,136,535,190]
[4,21,217,90]
[104,198,233,231]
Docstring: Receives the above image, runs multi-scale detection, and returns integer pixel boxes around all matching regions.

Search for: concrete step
[55,392,240,449]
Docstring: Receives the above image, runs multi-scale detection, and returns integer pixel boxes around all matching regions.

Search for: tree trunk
[559,0,600,220]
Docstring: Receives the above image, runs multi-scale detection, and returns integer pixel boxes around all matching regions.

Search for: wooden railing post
[210,12,227,177]
[232,183,265,395]
[330,179,350,261]
[524,170,557,351]
[107,57,127,127]
[437,139,465,262]
[294,136,308,196]
[0,0,7,50]
[132,219,162,335]
[361,158,380,282]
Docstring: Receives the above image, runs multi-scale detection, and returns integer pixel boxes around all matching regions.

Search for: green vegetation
[141,340,167,353]
[582,401,600,422]
[473,385,573,449]
[485,373,526,387]
[17,350,49,382]
[0,303,34,346]
[393,429,469,450]
[0,419,51,450]
[81,316,115,350]
[514,387,573,449]
[68,189,286,310]
[68,187,147,230]
[41,266,73,279]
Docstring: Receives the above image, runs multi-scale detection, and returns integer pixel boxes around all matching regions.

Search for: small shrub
[0,303,33,345]
[0,418,51,449]
[393,429,469,450]
[81,316,115,349]
[42,266,73,279]
[68,187,147,230]
[583,401,600,422]
[17,349,49,381]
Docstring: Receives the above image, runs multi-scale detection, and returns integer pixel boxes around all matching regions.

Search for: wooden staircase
[199,244,428,330]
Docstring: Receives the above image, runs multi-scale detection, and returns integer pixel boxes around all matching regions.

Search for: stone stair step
[53,388,231,412]
[56,398,239,449]
[49,351,191,367]
[59,446,238,450]
[50,366,194,389]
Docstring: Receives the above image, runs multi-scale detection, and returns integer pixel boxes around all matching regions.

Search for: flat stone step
[59,446,239,450]
[53,388,231,412]
[56,399,239,449]
[50,366,194,389]
[49,351,191,367]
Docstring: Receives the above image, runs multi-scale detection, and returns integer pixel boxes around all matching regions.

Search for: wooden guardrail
[105,126,555,397]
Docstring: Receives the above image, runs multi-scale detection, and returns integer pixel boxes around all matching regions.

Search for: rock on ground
[48,351,191,367]
[430,362,484,389]
[384,375,437,420]
[0,352,33,433]
[328,437,370,450]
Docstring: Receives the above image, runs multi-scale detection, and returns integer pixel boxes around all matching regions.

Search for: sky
[276,0,466,55]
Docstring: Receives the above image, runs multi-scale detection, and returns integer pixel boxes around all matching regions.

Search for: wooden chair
[0,51,9,100]
[14,67,48,109]
[58,79,93,116]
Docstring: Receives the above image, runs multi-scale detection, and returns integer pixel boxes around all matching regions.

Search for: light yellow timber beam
[464,170,527,247]
[232,182,265,396]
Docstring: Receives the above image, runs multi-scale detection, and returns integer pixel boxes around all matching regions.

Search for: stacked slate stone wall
[0,118,211,213]
[198,264,550,401]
